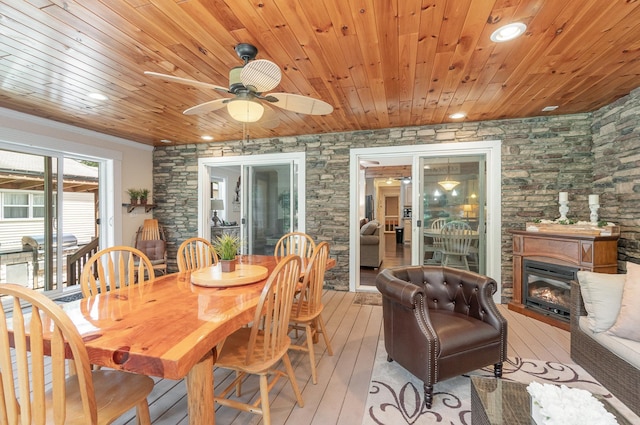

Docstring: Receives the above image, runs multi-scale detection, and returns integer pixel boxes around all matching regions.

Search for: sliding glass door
[418,155,486,274]
[244,163,297,254]
[0,148,100,296]
[350,141,501,298]
[199,153,305,255]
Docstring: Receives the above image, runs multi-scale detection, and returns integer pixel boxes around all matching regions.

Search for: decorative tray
[525,222,619,236]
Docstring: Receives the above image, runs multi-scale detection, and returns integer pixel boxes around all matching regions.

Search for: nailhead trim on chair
[415,293,438,383]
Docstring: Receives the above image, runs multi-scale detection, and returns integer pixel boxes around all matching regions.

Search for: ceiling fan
[144,43,333,124]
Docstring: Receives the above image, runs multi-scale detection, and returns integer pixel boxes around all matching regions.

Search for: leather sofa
[360,220,383,268]
[376,266,507,408]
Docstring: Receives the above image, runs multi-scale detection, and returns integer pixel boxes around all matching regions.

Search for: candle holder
[559,200,569,221]
[589,203,600,224]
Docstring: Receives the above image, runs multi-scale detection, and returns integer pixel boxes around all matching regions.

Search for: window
[3,192,28,218]
[1,192,46,219]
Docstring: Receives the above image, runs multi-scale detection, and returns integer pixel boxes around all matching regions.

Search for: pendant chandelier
[438,159,460,191]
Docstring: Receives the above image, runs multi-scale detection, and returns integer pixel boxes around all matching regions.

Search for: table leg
[186,349,217,425]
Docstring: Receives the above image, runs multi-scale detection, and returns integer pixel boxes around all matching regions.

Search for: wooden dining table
[36,254,334,425]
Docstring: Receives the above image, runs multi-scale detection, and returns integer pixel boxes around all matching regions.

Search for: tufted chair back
[376,265,507,409]
[389,266,501,321]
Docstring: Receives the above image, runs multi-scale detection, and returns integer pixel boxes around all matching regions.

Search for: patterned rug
[353,292,382,306]
[363,341,637,425]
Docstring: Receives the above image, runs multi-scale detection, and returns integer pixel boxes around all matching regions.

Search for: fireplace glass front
[523,259,578,322]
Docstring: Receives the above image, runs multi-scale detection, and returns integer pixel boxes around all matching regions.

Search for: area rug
[354,292,382,306]
[363,341,637,425]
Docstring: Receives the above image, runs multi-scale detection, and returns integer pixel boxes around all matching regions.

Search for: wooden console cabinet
[509,230,619,330]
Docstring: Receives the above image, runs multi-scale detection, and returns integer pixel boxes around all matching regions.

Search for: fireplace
[510,230,619,330]
[523,260,577,322]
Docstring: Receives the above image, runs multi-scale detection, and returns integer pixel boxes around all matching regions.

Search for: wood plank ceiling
[0,0,639,147]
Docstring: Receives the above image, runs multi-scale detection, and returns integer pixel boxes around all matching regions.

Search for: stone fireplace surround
[510,230,619,330]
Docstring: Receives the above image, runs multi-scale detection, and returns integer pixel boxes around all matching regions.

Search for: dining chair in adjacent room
[214,255,304,425]
[177,237,218,272]
[80,246,155,297]
[274,232,316,258]
[0,283,154,425]
[440,220,473,271]
[288,241,334,384]
[424,217,447,264]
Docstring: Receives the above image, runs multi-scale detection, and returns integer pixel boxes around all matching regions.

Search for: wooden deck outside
[98,291,570,425]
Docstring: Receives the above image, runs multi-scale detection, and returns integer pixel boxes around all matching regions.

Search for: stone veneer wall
[153,112,611,301]
[591,87,640,267]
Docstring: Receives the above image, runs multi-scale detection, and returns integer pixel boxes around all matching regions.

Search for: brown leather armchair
[376,265,507,408]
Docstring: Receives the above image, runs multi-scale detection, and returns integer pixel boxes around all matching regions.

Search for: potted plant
[212,233,241,272]
[139,188,150,205]
[127,188,140,205]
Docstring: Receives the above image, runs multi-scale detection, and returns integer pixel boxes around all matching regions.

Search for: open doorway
[357,157,413,287]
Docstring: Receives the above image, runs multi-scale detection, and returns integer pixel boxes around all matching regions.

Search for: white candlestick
[590,204,599,224]
[589,194,599,205]
[559,192,568,203]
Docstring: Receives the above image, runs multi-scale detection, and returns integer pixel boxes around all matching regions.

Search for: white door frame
[349,140,502,303]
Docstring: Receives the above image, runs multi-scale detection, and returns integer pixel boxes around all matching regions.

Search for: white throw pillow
[577,270,625,333]
[608,262,640,341]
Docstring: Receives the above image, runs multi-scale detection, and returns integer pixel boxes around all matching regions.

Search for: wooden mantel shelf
[122,203,156,213]
[509,230,619,330]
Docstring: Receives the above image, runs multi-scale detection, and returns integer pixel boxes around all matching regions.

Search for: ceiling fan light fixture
[490,22,527,43]
[227,99,264,122]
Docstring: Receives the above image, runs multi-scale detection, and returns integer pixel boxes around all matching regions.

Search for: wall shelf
[122,203,156,213]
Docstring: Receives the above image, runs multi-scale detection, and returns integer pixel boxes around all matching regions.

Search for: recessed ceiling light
[87,92,108,101]
[201,135,214,141]
[541,105,559,112]
[449,112,466,119]
[490,22,527,43]
[160,139,172,144]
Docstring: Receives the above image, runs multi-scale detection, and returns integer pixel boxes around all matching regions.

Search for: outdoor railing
[66,237,99,287]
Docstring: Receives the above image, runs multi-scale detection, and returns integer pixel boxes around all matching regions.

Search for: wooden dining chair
[274,232,316,258]
[214,255,304,425]
[134,218,167,276]
[440,220,473,270]
[0,283,154,425]
[288,241,334,384]
[80,246,155,297]
[177,237,218,272]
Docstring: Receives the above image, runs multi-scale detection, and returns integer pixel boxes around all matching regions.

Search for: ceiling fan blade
[144,71,230,94]
[183,99,228,115]
[268,93,333,115]
[240,59,281,92]
[260,104,281,129]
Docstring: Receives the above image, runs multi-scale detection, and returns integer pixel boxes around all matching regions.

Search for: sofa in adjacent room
[360,220,383,268]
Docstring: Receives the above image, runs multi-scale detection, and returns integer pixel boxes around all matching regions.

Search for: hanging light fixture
[438,159,460,191]
[226,98,264,122]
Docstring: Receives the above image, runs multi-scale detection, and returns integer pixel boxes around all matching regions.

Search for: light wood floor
[107,290,570,425]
